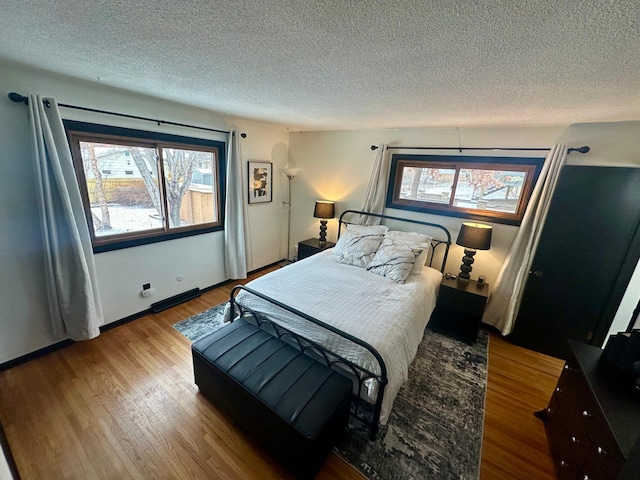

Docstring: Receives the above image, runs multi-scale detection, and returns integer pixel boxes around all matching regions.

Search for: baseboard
[0,262,280,371]
[0,339,75,372]
[99,309,152,333]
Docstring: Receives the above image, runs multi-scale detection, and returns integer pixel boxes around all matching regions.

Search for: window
[65,120,226,252]
[386,154,544,225]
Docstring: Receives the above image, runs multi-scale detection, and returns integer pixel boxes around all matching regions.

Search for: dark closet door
[510,166,640,359]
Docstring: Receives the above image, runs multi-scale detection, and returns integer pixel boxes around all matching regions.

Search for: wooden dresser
[538,340,640,480]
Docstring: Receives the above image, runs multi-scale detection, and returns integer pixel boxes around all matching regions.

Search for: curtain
[224,130,248,279]
[360,144,389,225]
[482,144,568,335]
[29,95,103,340]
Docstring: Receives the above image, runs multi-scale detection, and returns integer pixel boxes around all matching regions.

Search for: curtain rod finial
[370,145,378,150]
[240,132,247,138]
[8,92,28,104]
[568,145,590,154]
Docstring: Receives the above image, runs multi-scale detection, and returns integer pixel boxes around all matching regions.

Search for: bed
[225,210,451,439]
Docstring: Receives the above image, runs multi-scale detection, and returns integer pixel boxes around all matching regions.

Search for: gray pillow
[366,238,424,283]
[334,224,389,256]
[337,232,385,268]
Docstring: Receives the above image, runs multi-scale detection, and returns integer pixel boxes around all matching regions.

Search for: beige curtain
[360,144,389,225]
[29,95,103,340]
[224,130,248,279]
[482,145,568,335]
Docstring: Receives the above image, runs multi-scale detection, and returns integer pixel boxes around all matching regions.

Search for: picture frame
[248,161,273,204]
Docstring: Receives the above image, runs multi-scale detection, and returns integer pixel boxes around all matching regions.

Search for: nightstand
[429,276,489,344]
[297,238,336,261]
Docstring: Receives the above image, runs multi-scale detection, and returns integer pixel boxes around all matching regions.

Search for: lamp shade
[282,167,299,178]
[313,201,335,219]
[456,222,492,250]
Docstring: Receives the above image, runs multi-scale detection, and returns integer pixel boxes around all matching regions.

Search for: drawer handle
[546,407,553,415]
[583,476,591,480]
[582,410,592,418]
[596,446,607,455]
[559,460,570,468]
[570,436,580,444]
[555,387,562,393]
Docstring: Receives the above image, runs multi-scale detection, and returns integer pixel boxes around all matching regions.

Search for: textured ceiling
[1,0,639,130]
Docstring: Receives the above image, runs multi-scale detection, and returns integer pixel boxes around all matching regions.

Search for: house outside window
[65,120,226,252]
[386,154,544,226]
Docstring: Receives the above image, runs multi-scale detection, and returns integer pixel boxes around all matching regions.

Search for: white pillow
[334,224,389,256]
[384,231,433,274]
[410,243,432,274]
[366,238,424,283]
[336,231,385,268]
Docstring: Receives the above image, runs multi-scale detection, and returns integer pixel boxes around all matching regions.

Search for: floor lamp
[282,167,299,263]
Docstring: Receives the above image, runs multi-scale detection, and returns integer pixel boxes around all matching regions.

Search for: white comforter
[225,249,442,424]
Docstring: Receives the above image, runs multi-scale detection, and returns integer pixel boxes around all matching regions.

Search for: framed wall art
[248,161,272,203]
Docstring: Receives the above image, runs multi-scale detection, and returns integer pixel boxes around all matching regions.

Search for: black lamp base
[318,220,328,246]
[458,248,476,284]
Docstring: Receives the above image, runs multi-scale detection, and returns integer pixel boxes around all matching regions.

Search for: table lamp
[313,201,335,246]
[455,222,492,284]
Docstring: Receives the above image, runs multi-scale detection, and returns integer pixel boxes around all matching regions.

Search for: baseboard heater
[151,288,201,313]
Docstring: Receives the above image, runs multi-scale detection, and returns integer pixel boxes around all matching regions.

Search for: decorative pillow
[384,231,433,275]
[366,238,424,284]
[336,231,385,268]
[410,242,432,274]
[334,224,389,256]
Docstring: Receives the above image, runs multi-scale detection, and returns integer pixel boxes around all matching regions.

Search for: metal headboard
[337,209,452,273]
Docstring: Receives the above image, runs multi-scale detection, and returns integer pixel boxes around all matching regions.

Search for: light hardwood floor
[0,266,565,479]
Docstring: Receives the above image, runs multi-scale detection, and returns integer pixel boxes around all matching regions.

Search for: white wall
[0,60,288,363]
[288,122,640,344]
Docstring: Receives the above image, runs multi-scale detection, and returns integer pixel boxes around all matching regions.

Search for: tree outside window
[388,154,543,226]
[66,120,225,252]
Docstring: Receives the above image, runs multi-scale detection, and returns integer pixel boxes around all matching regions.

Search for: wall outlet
[141,287,155,297]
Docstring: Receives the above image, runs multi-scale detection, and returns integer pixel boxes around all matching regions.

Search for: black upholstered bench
[192,317,352,479]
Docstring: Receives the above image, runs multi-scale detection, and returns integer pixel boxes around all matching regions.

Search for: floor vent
[151,288,201,313]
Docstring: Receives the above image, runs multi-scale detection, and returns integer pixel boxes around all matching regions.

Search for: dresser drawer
[543,341,640,480]
[546,395,579,480]
[584,427,625,479]
[570,371,607,444]
[554,383,590,466]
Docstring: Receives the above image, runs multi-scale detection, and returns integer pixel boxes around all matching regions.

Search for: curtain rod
[7,92,246,138]
[370,144,590,154]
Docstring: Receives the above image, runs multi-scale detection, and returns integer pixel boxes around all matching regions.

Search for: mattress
[225,248,442,424]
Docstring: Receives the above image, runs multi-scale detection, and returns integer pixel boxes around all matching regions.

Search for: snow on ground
[91,205,163,236]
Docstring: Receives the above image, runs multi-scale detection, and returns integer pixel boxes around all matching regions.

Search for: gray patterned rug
[174,303,488,480]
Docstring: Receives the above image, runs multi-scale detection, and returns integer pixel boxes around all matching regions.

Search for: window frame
[385,154,544,226]
[64,120,226,253]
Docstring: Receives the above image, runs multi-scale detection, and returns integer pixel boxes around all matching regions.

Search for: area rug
[174,303,488,480]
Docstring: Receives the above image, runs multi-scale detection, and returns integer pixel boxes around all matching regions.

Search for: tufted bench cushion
[192,317,352,478]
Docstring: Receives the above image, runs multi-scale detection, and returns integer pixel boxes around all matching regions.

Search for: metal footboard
[229,285,388,440]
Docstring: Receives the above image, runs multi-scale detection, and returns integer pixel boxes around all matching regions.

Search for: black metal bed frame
[228,210,452,440]
[338,209,452,272]
[229,285,387,440]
